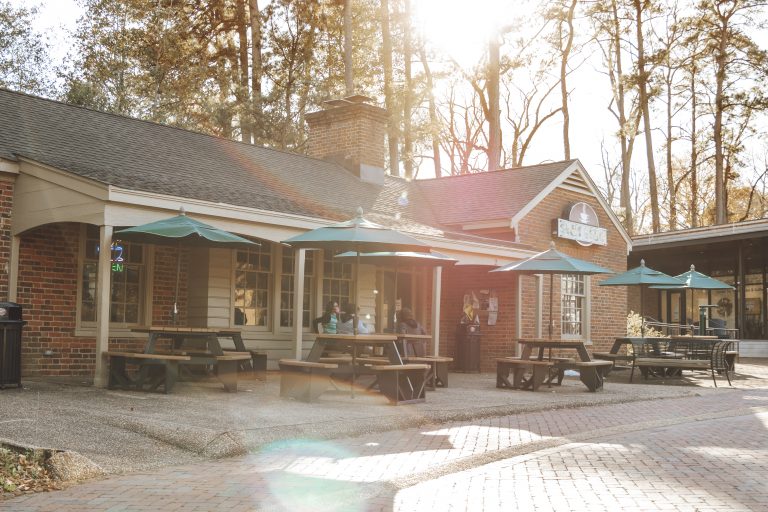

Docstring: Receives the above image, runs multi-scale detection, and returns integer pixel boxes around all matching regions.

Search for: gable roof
[416,159,631,248]
[0,89,536,256]
[416,161,575,226]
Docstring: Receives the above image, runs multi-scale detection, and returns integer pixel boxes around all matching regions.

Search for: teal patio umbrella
[283,208,430,334]
[335,251,457,330]
[599,259,683,336]
[491,241,613,339]
[650,264,734,330]
[116,208,258,323]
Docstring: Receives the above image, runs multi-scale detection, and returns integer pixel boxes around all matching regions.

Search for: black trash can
[455,323,481,373]
[0,302,25,389]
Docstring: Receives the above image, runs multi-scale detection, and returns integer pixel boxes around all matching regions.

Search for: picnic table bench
[105,351,191,394]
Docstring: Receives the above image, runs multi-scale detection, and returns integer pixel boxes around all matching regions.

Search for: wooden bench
[278,359,339,402]
[553,360,613,392]
[404,356,453,390]
[105,351,191,394]
[496,358,555,391]
[372,364,430,405]
[592,352,632,374]
[223,349,267,380]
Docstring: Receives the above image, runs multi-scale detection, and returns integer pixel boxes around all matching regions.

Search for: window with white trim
[81,225,146,325]
[561,274,585,337]
[280,248,314,329]
[234,242,272,327]
[322,250,352,312]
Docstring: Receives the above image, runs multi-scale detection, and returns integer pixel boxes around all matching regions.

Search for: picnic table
[496,339,611,392]
[280,333,428,404]
[105,327,251,393]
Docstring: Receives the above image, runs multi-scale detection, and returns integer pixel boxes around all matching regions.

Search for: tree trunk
[343,0,353,95]
[634,0,660,232]
[248,0,263,143]
[403,0,413,179]
[690,70,698,227]
[235,0,252,143]
[713,7,730,225]
[420,47,442,178]
[380,0,399,176]
[611,0,633,235]
[665,69,676,230]
[487,33,501,171]
[560,0,577,160]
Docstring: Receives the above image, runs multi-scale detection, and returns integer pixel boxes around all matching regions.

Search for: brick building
[0,89,630,383]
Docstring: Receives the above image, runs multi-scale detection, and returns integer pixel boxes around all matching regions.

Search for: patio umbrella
[491,241,613,339]
[650,264,734,329]
[598,259,683,336]
[115,208,258,323]
[334,250,457,328]
[282,208,430,334]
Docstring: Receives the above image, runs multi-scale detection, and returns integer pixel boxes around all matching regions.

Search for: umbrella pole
[173,242,181,325]
[549,274,554,339]
[640,285,645,337]
[354,250,360,336]
[394,263,398,331]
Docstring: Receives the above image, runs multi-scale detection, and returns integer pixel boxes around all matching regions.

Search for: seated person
[396,307,426,335]
[338,302,368,334]
[320,301,341,334]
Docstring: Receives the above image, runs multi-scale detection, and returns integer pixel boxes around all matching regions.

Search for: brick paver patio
[3,388,767,511]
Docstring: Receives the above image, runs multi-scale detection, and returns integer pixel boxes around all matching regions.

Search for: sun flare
[414,0,512,67]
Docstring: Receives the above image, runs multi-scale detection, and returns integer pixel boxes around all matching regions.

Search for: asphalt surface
[1,359,766,511]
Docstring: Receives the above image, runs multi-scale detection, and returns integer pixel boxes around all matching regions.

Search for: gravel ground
[1,358,765,479]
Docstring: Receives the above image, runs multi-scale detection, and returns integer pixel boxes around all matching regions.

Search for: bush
[626,311,664,337]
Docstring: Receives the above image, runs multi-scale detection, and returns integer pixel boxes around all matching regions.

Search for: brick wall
[17,223,89,376]
[435,187,629,371]
[14,222,186,378]
[0,176,13,298]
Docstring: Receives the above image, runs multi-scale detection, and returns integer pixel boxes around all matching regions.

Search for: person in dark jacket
[396,307,426,335]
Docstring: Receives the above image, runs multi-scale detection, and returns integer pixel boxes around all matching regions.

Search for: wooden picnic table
[512,339,611,392]
[123,326,250,392]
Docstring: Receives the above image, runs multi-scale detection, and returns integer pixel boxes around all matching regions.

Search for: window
[234,242,272,327]
[322,250,352,312]
[280,248,314,329]
[561,274,585,337]
[81,225,145,325]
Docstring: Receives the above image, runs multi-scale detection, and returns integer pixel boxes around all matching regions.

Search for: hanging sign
[555,202,607,246]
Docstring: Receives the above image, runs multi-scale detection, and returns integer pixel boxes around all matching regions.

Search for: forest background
[2,0,767,236]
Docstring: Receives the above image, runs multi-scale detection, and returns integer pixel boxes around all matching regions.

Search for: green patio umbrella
[491,241,613,339]
[283,208,430,334]
[650,264,734,330]
[334,251,457,330]
[598,259,683,336]
[115,208,258,323]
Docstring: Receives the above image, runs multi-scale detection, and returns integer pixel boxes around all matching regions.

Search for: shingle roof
[0,88,437,225]
[0,89,581,252]
[415,161,576,226]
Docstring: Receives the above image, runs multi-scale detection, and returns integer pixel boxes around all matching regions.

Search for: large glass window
[234,242,272,327]
[322,250,352,313]
[561,274,585,337]
[81,226,145,325]
[280,248,314,329]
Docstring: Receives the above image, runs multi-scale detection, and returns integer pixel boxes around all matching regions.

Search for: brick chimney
[306,95,387,184]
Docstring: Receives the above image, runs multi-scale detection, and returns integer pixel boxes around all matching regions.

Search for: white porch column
[94,225,113,388]
[431,266,442,356]
[8,235,19,302]
[293,248,306,359]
